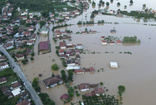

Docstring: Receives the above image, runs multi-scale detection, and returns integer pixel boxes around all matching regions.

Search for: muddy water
[20,0,156,105]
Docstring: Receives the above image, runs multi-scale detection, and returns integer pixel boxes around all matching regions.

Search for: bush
[118,85,126,96]
[51,64,59,70]
[31,57,34,61]
[100,82,103,85]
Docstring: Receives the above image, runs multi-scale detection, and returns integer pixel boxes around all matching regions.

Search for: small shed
[110,62,118,68]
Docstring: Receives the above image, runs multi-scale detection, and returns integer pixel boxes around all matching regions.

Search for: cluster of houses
[100,36,122,46]
[0,52,10,70]
[0,2,38,63]
[54,29,71,40]
[0,51,32,104]
[78,83,105,97]
[50,10,81,22]
[75,0,89,12]
[49,0,89,22]
[0,80,31,105]
[57,41,93,71]
[1,2,13,21]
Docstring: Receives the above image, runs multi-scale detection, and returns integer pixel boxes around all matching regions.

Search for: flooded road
[21,0,156,105]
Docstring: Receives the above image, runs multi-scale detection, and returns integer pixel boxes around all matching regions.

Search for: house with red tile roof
[0,62,9,70]
[78,83,90,92]
[16,99,31,105]
[92,88,105,96]
[11,81,22,90]
[89,67,95,73]
[43,75,63,88]
[101,40,107,46]
[59,42,66,49]
[101,36,105,40]
[15,54,25,61]
[0,77,7,84]
[76,44,83,49]
[109,41,115,46]
[28,26,35,31]
[116,40,122,45]
[39,41,50,51]
[0,56,7,62]
[58,49,64,55]
[27,40,34,46]
[74,69,84,75]
[60,93,70,101]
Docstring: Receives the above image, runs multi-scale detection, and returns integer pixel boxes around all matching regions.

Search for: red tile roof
[116,40,122,43]
[60,93,70,100]
[16,100,31,105]
[11,81,21,89]
[15,54,24,58]
[39,41,49,51]
[79,83,90,90]
[74,69,84,74]
[43,75,62,87]
[0,77,7,82]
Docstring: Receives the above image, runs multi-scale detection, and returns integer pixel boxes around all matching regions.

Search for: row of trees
[82,94,121,105]
[39,93,55,105]
[122,36,141,43]
[120,10,155,19]
[32,77,41,92]
[61,70,73,83]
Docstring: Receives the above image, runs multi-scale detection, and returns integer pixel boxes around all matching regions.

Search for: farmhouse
[0,77,7,84]
[43,75,63,88]
[60,93,70,102]
[0,62,9,70]
[15,54,25,61]
[116,40,122,45]
[79,83,90,92]
[74,69,85,75]
[101,40,107,46]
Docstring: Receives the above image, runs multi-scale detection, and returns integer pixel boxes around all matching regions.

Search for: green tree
[51,64,59,70]
[31,52,35,56]
[68,70,73,82]
[32,77,41,92]
[92,1,96,6]
[106,2,110,6]
[130,0,133,4]
[110,0,113,3]
[117,2,121,6]
[68,87,74,97]
[31,57,34,61]
[61,70,67,83]
[143,4,146,8]
[39,21,46,28]
[118,85,126,97]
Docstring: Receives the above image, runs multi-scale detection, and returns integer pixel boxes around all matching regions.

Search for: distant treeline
[120,10,155,19]
[122,36,141,43]
[77,20,104,25]
[8,0,76,13]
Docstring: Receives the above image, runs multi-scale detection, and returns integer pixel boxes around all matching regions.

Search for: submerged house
[40,26,49,35]
[43,75,63,88]
[79,83,90,92]
[110,62,118,68]
[39,41,50,52]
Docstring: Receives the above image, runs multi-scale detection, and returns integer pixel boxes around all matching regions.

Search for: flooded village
[0,0,156,105]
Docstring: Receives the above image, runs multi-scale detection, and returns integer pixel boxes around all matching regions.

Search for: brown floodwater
[21,0,156,105]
